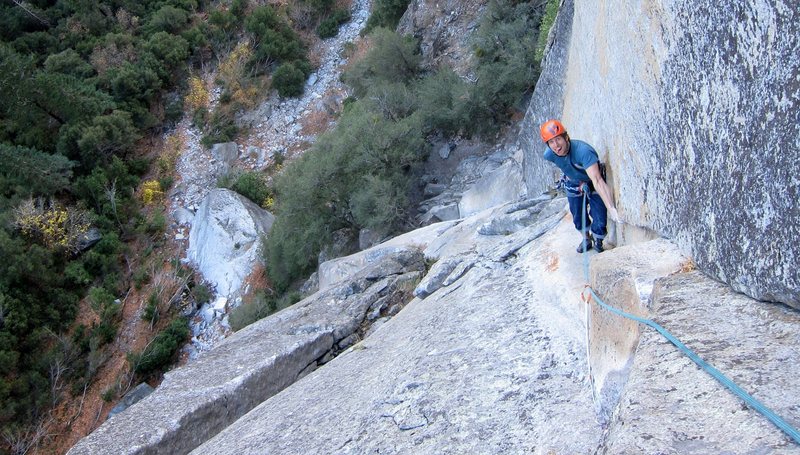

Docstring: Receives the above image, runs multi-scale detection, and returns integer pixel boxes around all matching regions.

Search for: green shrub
[146,212,166,235]
[88,286,116,312]
[64,261,93,286]
[145,5,190,34]
[191,283,212,305]
[535,0,560,64]
[133,267,150,290]
[131,318,189,376]
[462,0,542,136]
[265,98,427,291]
[92,320,117,346]
[142,291,159,324]
[414,69,469,135]
[229,291,302,331]
[101,386,116,402]
[245,6,307,66]
[229,293,277,331]
[342,28,420,97]
[317,9,351,38]
[192,107,208,129]
[273,62,306,98]
[159,175,174,191]
[231,171,272,206]
[201,108,239,147]
[363,0,411,34]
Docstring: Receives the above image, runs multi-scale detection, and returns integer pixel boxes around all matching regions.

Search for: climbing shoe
[576,237,593,253]
[593,238,604,253]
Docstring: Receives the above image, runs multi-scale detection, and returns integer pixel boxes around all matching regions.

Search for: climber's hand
[607,207,621,223]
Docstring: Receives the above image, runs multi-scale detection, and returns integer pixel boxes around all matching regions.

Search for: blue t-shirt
[543,139,599,183]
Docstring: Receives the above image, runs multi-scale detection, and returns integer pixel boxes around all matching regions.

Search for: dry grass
[336,0,354,9]
[678,258,697,273]
[339,34,372,74]
[241,263,272,306]
[299,107,336,136]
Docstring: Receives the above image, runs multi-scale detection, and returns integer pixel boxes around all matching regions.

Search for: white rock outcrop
[186,188,274,297]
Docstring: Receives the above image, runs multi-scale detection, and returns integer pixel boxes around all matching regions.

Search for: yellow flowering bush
[141,180,163,204]
[157,133,183,175]
[13,199,91,253]
[186,76,209,110]
[262,195,275,210]
[219,43,259,108]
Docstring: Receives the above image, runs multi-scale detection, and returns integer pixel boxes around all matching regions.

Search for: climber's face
[547,134,569,157]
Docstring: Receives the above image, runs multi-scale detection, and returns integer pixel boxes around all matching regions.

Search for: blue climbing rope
[580,192,800,445]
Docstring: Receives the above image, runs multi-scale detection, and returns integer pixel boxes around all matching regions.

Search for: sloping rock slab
[192,243,604,454]
[604,271,800,453]
[68,250,424,455]
[318,221,459,290]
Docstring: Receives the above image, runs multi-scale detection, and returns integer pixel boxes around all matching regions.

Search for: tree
[144,32,190,69]
[43,49,95,78]
[0,144,75,205]
[76,110,141,166]
[144,5,189,34]
[363,0,411,34]
[0,45,115,152]
[463,0,541,135]
[414,68,469,135]
[342,28,420,97]
[272,62,306,97]
[245,5,306,67]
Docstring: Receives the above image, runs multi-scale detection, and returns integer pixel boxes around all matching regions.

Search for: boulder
[77,228,102,252]
[477,196,555,235]
[186,189,274,297]
[317,221,460,291]
[458,160,525,217]
[428,203,460,222]
[192,213,608,455]
[107,383,154,419]
[299,271,319,297]
[358,228,384,251]
[317,228,358,265]
[172,207,194,226]
[211,143,238,173]
[423,183,447,197]
[438,142,454,159]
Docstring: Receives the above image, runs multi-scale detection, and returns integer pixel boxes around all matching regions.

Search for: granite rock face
[604,270,800,453]
[587,239,690,423]
[520,0,800,308]
[397,0,487,76]
[186,189,274,297]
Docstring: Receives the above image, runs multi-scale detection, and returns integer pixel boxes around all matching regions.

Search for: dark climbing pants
[568,192,607,239]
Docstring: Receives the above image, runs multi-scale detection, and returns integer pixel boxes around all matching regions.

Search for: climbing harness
[579,192,800,445]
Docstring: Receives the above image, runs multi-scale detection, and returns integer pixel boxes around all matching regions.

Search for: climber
[540,119,620,253]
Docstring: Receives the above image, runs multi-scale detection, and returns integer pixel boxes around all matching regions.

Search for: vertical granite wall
[523,0,800,308]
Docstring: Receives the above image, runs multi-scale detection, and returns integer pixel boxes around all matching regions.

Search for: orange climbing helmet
[539,119,567,143]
